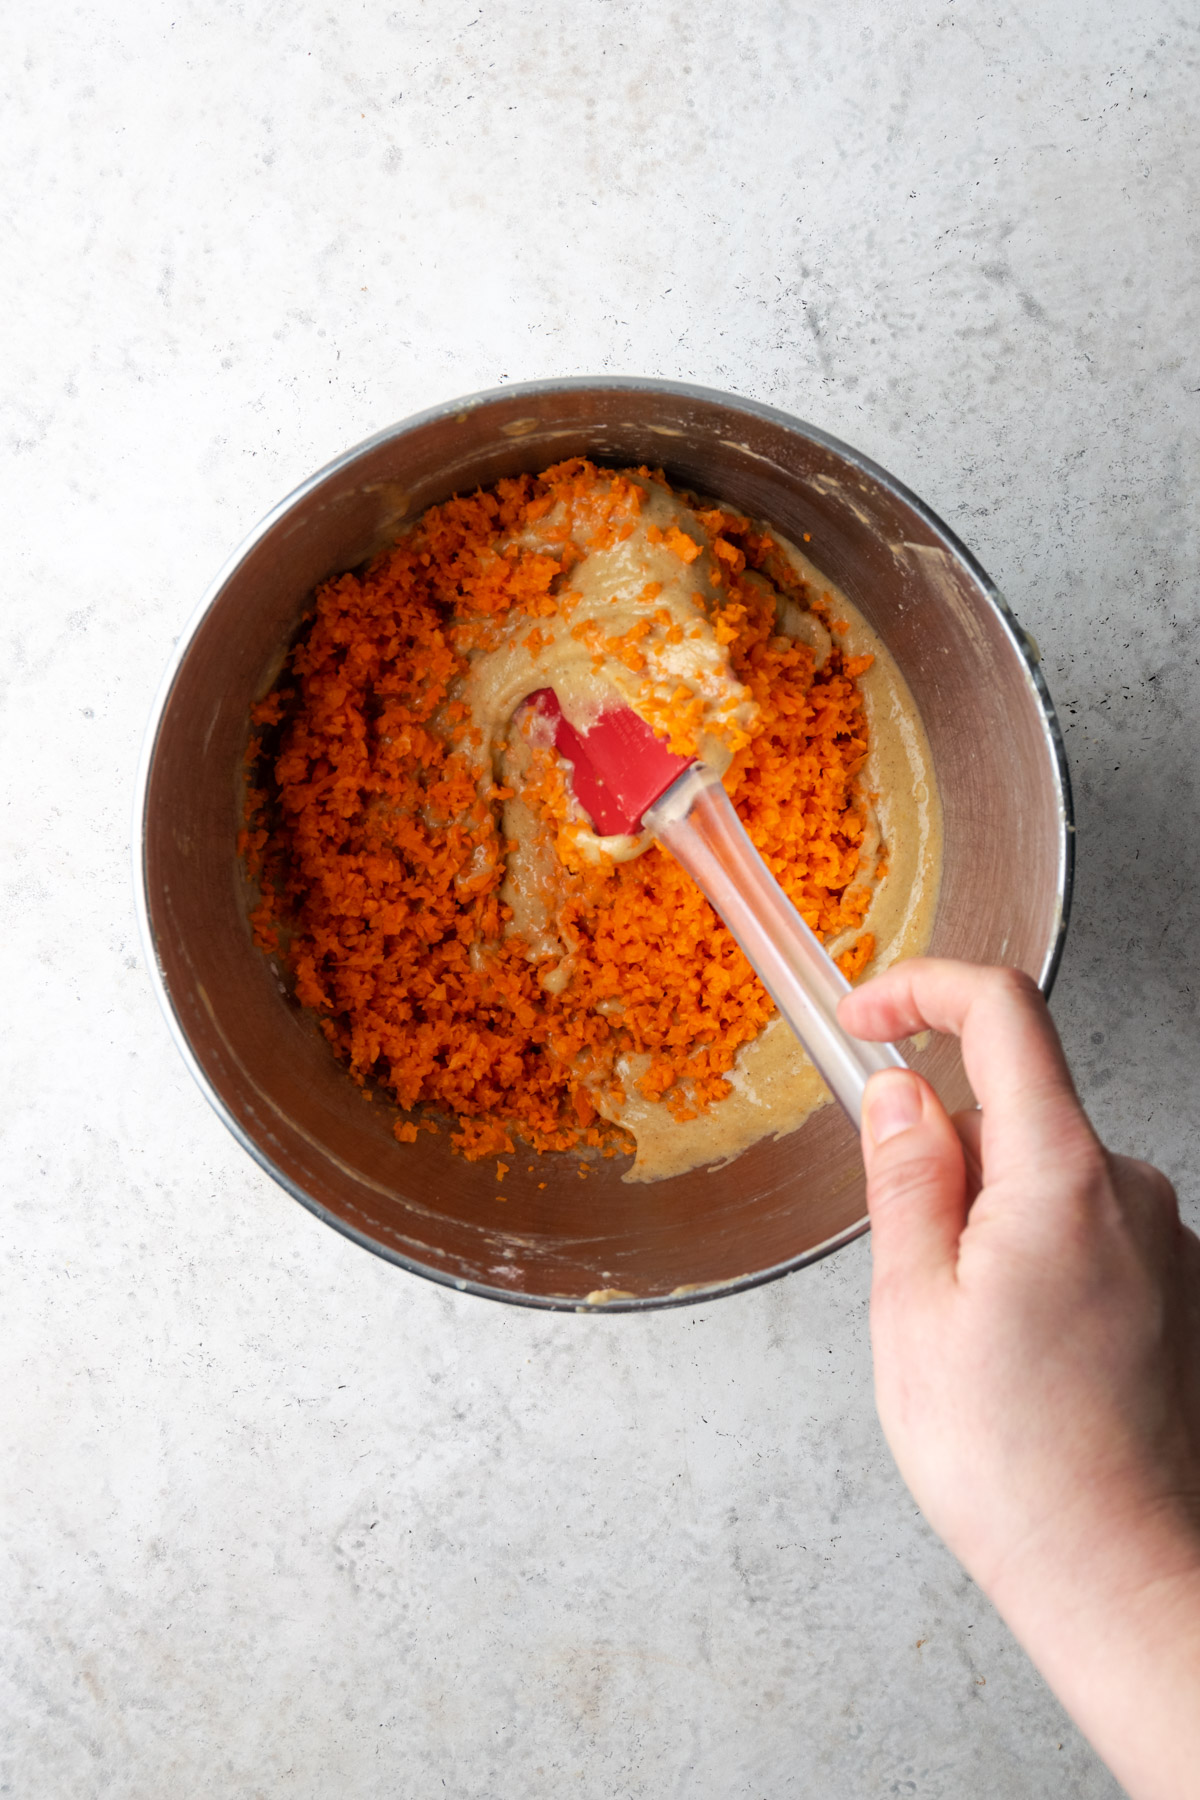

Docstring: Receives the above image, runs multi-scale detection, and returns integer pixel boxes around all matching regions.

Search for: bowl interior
[140,383,1069,1307]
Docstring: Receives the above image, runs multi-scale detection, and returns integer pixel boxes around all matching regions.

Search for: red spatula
[525,688,906,1126]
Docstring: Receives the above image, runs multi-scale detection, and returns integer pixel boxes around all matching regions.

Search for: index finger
[838,958,1100,1181]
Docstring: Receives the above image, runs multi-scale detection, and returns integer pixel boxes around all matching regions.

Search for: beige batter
[441,471,942,1182]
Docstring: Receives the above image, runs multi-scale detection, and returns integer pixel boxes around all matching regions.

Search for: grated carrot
[242,462,877,1163]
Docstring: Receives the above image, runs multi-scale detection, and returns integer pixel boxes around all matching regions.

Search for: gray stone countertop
[4,3,1197,1795]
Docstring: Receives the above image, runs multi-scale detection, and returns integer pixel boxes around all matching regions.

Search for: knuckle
[868,1148,949,1214]
[989,964,1041,1008]
[1054,1141,1115,1215]
[1063,1132,1108,1180]
[1150,1169,1179,1213]
[1114,1155,1178,1215]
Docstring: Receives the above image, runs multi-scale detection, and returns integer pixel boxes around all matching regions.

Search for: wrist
[981,1487,1200,1631]
[980,1504,1200,1800]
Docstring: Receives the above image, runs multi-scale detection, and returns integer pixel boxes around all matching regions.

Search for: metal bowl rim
[133,375,1075,1313]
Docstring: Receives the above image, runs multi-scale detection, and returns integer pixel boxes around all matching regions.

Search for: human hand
[838,959,1200,1800]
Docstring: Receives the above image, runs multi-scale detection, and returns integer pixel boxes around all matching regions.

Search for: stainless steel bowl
[135,379,1072,1310]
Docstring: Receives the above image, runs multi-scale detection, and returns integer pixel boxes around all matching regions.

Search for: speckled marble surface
[4,3,1199,1795]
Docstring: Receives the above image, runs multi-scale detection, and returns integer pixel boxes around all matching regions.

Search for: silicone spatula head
[526,688,697,836]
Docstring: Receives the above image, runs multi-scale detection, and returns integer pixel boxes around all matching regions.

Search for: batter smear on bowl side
[241,460,941,1181]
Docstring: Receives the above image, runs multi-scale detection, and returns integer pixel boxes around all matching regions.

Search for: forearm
[984,1518,1200,1800]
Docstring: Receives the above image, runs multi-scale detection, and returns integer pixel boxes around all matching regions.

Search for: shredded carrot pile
[242,461,876,1162]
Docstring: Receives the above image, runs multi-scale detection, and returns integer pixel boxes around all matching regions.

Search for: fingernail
[864,1072,922,1145]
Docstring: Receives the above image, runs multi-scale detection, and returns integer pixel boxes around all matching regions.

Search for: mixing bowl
[135,379,1072,1310]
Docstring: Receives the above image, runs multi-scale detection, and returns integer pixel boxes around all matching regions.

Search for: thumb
[861,1069,969,1288]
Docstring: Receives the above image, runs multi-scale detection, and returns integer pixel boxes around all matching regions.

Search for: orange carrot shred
[244,461,878,1165]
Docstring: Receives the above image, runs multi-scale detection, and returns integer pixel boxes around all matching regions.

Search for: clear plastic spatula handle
[645,765,906,1127]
